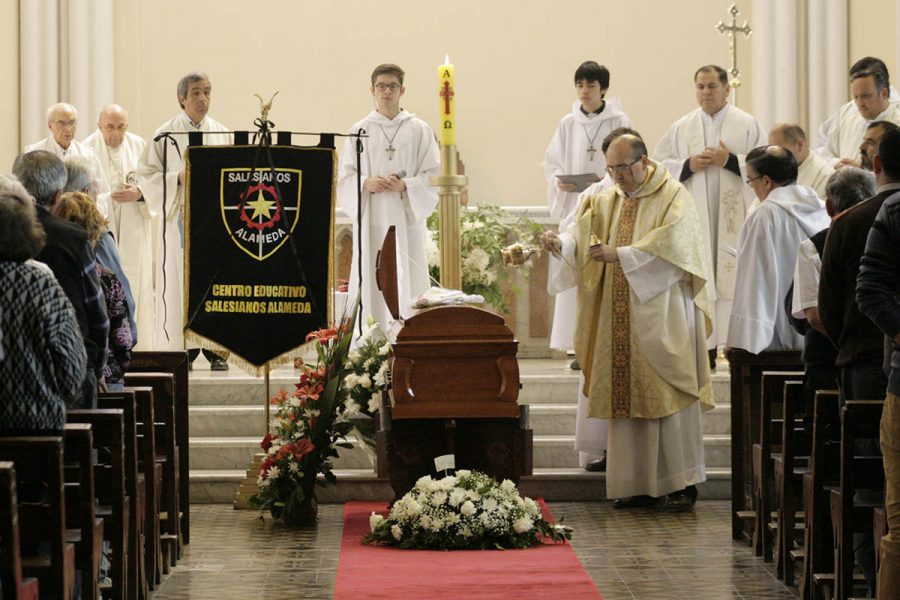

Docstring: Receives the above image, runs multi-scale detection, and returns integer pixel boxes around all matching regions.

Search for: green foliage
[427,204,542,313]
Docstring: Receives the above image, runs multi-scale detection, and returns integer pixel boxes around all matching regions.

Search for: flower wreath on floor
[363,470,573,550]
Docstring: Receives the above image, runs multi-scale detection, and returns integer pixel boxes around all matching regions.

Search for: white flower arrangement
[363,470,573,550]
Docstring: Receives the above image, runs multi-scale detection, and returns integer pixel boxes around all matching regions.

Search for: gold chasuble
[574,161,714,420]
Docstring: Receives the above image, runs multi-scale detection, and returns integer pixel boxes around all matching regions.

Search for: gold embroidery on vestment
[610,197,638,417]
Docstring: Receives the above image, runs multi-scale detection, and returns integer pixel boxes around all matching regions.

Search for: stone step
[190,466,732,504]
[189,402,733,438]
[189,432,732,472]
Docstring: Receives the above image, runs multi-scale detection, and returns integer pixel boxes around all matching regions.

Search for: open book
[556,172,601,193]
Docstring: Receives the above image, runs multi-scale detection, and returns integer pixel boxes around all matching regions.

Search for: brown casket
[373,227,532,497]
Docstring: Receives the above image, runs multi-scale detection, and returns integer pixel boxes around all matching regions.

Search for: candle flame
[444,54,450,65]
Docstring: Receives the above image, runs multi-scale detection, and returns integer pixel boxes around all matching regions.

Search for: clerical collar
[580,101,605,116]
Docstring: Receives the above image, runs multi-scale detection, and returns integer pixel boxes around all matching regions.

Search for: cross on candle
[438,56,456,146]
[440,81,454,115]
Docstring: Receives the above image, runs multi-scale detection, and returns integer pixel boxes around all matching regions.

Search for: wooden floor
[149,501,797,600]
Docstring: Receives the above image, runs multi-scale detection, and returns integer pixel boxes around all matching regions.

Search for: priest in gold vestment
[542,134,714,510]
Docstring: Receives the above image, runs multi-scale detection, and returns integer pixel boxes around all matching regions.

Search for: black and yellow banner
[185,145,335,368]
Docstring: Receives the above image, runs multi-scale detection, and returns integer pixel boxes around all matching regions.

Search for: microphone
[390,170,407,179]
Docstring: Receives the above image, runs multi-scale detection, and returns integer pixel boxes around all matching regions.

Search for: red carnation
[261,433,275,451]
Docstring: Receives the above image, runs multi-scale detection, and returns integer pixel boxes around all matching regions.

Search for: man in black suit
[12,150,109,407]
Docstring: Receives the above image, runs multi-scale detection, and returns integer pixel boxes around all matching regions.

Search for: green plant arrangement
[427,204,543,313]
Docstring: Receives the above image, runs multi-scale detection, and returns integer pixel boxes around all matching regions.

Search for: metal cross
[716,3,752,104]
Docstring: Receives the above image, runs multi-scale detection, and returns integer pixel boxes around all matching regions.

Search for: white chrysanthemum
[391,524,403,541]
[344,398,361,416]
[432,491,448,506]
[456,469,471,479]
[415,475,433,491]
[460,525,473,538]
[374,363,388,386]
[367,391,382,413]
[500,479,516,494]
[512,517,534,534]
[405,499,422,517]
[348,348,361,362]
[437,475,458,490]
[429,517,444,532]
[483,498,498,513]
[369,513,385,531]
[445,512,461,526]
[449,489,467,506]
[460,500,476,517]
[523,497,540,517]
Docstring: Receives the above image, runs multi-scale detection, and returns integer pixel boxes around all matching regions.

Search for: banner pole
[264,364,271,434]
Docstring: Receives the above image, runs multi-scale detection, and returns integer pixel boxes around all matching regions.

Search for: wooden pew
[124,372,179,573]
[0,461,40,600]
[63,423,104,600]
[752,370,803,561]
[772,380,813,587]
[98,391,147,600]
[728,349,803,544]
[800,389,841,600]
[830,400,884,600]
[67,409,129,600]
[0,437,75,600]
[128,351,191,547]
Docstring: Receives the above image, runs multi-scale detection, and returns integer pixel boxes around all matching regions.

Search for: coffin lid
[375,226,401,321]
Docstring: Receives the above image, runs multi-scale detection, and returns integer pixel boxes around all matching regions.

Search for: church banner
[184,145,335,369]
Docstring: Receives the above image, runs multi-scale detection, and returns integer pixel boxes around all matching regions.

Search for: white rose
[460,501,476,517]
[359,374,372,389]
[391,524,403,541]
[513,517,534,534]
[524,498,540,517]
[369,513,385,531]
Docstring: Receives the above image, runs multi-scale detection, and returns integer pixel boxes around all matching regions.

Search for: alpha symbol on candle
[440,81,454,115]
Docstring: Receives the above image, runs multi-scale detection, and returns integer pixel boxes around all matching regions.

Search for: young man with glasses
[654,65,764,368]
[337,64,440,334]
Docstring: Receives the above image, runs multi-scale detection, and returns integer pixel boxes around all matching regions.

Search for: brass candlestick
[431,144,468,290]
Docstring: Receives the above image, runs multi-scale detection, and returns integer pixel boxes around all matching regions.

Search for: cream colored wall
[110,0,753,207]
[0,0,19,172]
[848,0,897,92]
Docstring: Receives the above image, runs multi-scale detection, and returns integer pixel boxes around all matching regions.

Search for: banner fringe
[185,330,315,378]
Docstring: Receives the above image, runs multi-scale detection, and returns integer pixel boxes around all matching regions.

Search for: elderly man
[11,150,109,407]
[26,102,109,215]
[727,146,830,355]
[769,123,833,198]
[84,104,152,349]
[138,72,231,368]
[542,133,713,511]
[654,65,764,365]
[822,65,900,168]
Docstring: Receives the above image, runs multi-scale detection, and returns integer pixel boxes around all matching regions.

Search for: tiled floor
[151,501,797,599]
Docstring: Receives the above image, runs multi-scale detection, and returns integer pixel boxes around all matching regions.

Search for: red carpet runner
[334,499,602,599]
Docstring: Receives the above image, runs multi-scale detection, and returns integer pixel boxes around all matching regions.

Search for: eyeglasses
[605,159,639,175]
[745,174,764,185]
[374,83,401,91]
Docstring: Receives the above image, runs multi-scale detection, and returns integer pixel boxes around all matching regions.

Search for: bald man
[26,102,109,215]
[83,104,153,349]
[768,123,833,199]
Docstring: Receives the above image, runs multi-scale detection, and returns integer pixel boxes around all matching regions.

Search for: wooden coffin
[375,226,520,419]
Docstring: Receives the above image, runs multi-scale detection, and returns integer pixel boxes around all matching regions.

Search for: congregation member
[25,102,109,216]
[821,63,900,167]
[789,168,873,424]
[541,133,713,511]
[768,123,833,198]
[0,175,86,433]
[84,104,153,349]
[654,65,764,366]
[726,146,829,355]
[138,71,231,369]
[63,157,138,350]
[12,150,108,407]
[544,61,632,473]
[819,121,900,401]
[337,63,440,334]
[54,191,134,391]
[856,126,900,600]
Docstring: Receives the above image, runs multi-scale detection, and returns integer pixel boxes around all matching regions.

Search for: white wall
[0,0,19,172]
[105,0,755,207]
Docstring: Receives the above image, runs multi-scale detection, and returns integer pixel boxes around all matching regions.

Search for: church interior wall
[108,0,756,208]
[848,0,897,81]
[1,0,20,174]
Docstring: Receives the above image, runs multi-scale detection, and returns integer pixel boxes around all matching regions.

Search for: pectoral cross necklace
[583,122,603,161]
[378,120,405,160]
